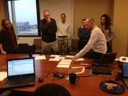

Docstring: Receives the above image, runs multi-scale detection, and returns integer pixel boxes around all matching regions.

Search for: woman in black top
[0,18,17,54]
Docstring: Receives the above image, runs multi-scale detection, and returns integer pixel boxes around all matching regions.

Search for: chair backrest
[34,83,71,96]
[71,39,78,50]
[33,38,42,54]
[33,39,42,49]
[16,43,35,54]
[68,39,79,55]
[92,52,117,64]
[99,52,117,64]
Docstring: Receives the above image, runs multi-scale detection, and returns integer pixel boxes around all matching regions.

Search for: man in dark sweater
[40,10,57,54]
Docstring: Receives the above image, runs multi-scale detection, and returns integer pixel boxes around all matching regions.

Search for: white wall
[74,0,113,38]
[113,0,128,56]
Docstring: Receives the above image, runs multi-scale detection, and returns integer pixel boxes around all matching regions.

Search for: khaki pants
[41,40,57,54]
[57,37,72,55]
[57,38,68,53]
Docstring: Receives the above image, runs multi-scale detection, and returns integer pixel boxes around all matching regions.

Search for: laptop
[2,57,35,89]
[91,52,117,65]
[121,62,128,88]
[91,52,117,75]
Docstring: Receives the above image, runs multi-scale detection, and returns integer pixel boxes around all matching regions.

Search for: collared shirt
[75,25,107,58]
[57,22,71,38]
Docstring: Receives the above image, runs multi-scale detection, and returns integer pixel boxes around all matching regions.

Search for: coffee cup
[69,73,79,84]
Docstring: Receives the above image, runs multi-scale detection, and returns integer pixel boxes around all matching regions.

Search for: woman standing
[0,18,17,54]
[99,14,116,53]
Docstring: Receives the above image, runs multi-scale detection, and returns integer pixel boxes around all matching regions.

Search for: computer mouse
[38,77,43,82]
[53,72,65,78]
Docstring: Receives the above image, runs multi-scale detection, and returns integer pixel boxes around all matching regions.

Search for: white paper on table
[49,58,60,61]
[57,64,70,68]
[50,55,60,57]
[76,58,85,61]
[0,71,7,81]
[71,66,85,74]
[58,57,65,60]
[66,66,85,80]
[35,55,46,60]
[65,55,74,58]
[61,59,72,62]
[57,59,71,68]
[54,56,65,60]
[58,61,71,65]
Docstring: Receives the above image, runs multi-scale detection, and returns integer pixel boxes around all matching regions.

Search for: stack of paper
[0,71,7,81]
[49,55,65,61]
[35,55,46,60]
[57,59,72,68]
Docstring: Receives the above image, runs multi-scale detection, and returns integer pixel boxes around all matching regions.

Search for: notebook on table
[91,52,117,75]
[121,62,128,88]
[2,57,35,89]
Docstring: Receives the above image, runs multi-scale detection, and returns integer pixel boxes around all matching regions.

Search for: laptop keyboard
[3,75,35,88]
[10,75,34,82]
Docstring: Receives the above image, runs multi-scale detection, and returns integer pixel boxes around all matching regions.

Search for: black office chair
[16,43,35,54]
[68,39,79,55]
[34,83,71,96]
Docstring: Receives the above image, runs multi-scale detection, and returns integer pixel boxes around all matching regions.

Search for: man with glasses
[40,10,57,54]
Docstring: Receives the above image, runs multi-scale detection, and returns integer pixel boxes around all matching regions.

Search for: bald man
[40,10,57,54]
[72,18,107,61]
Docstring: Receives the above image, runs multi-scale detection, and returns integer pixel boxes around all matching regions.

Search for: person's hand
[72,56,78,61]
[1,50,7,55]
[47,17,51,23]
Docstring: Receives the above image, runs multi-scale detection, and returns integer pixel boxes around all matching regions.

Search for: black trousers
[83,49,103,59]
[107,41,112,53]
[78,40,88,51]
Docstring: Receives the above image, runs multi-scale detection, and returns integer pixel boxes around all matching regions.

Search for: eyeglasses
[44,14,50,17]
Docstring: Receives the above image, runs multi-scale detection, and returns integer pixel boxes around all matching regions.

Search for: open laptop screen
[7,57,35,77]
[122,63,128,77]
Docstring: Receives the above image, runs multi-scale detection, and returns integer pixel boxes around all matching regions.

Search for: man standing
[56,13,71,54]
[72,18,107,61]
[78,18,90,51]
[40,10,57,54]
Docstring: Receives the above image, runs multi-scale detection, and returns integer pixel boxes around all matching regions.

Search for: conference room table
[0,54,128,96]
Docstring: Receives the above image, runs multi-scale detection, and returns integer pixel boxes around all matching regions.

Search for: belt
[58,36,67,38]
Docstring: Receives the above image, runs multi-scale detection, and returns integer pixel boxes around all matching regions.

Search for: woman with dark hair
[0,18,17,54]
[99,14,116,53]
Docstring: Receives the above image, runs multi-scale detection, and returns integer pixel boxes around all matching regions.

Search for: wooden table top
[0,54,127,96]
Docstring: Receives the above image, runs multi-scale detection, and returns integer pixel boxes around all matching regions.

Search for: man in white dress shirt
[72,18,107,61]
[57,13,71,54]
